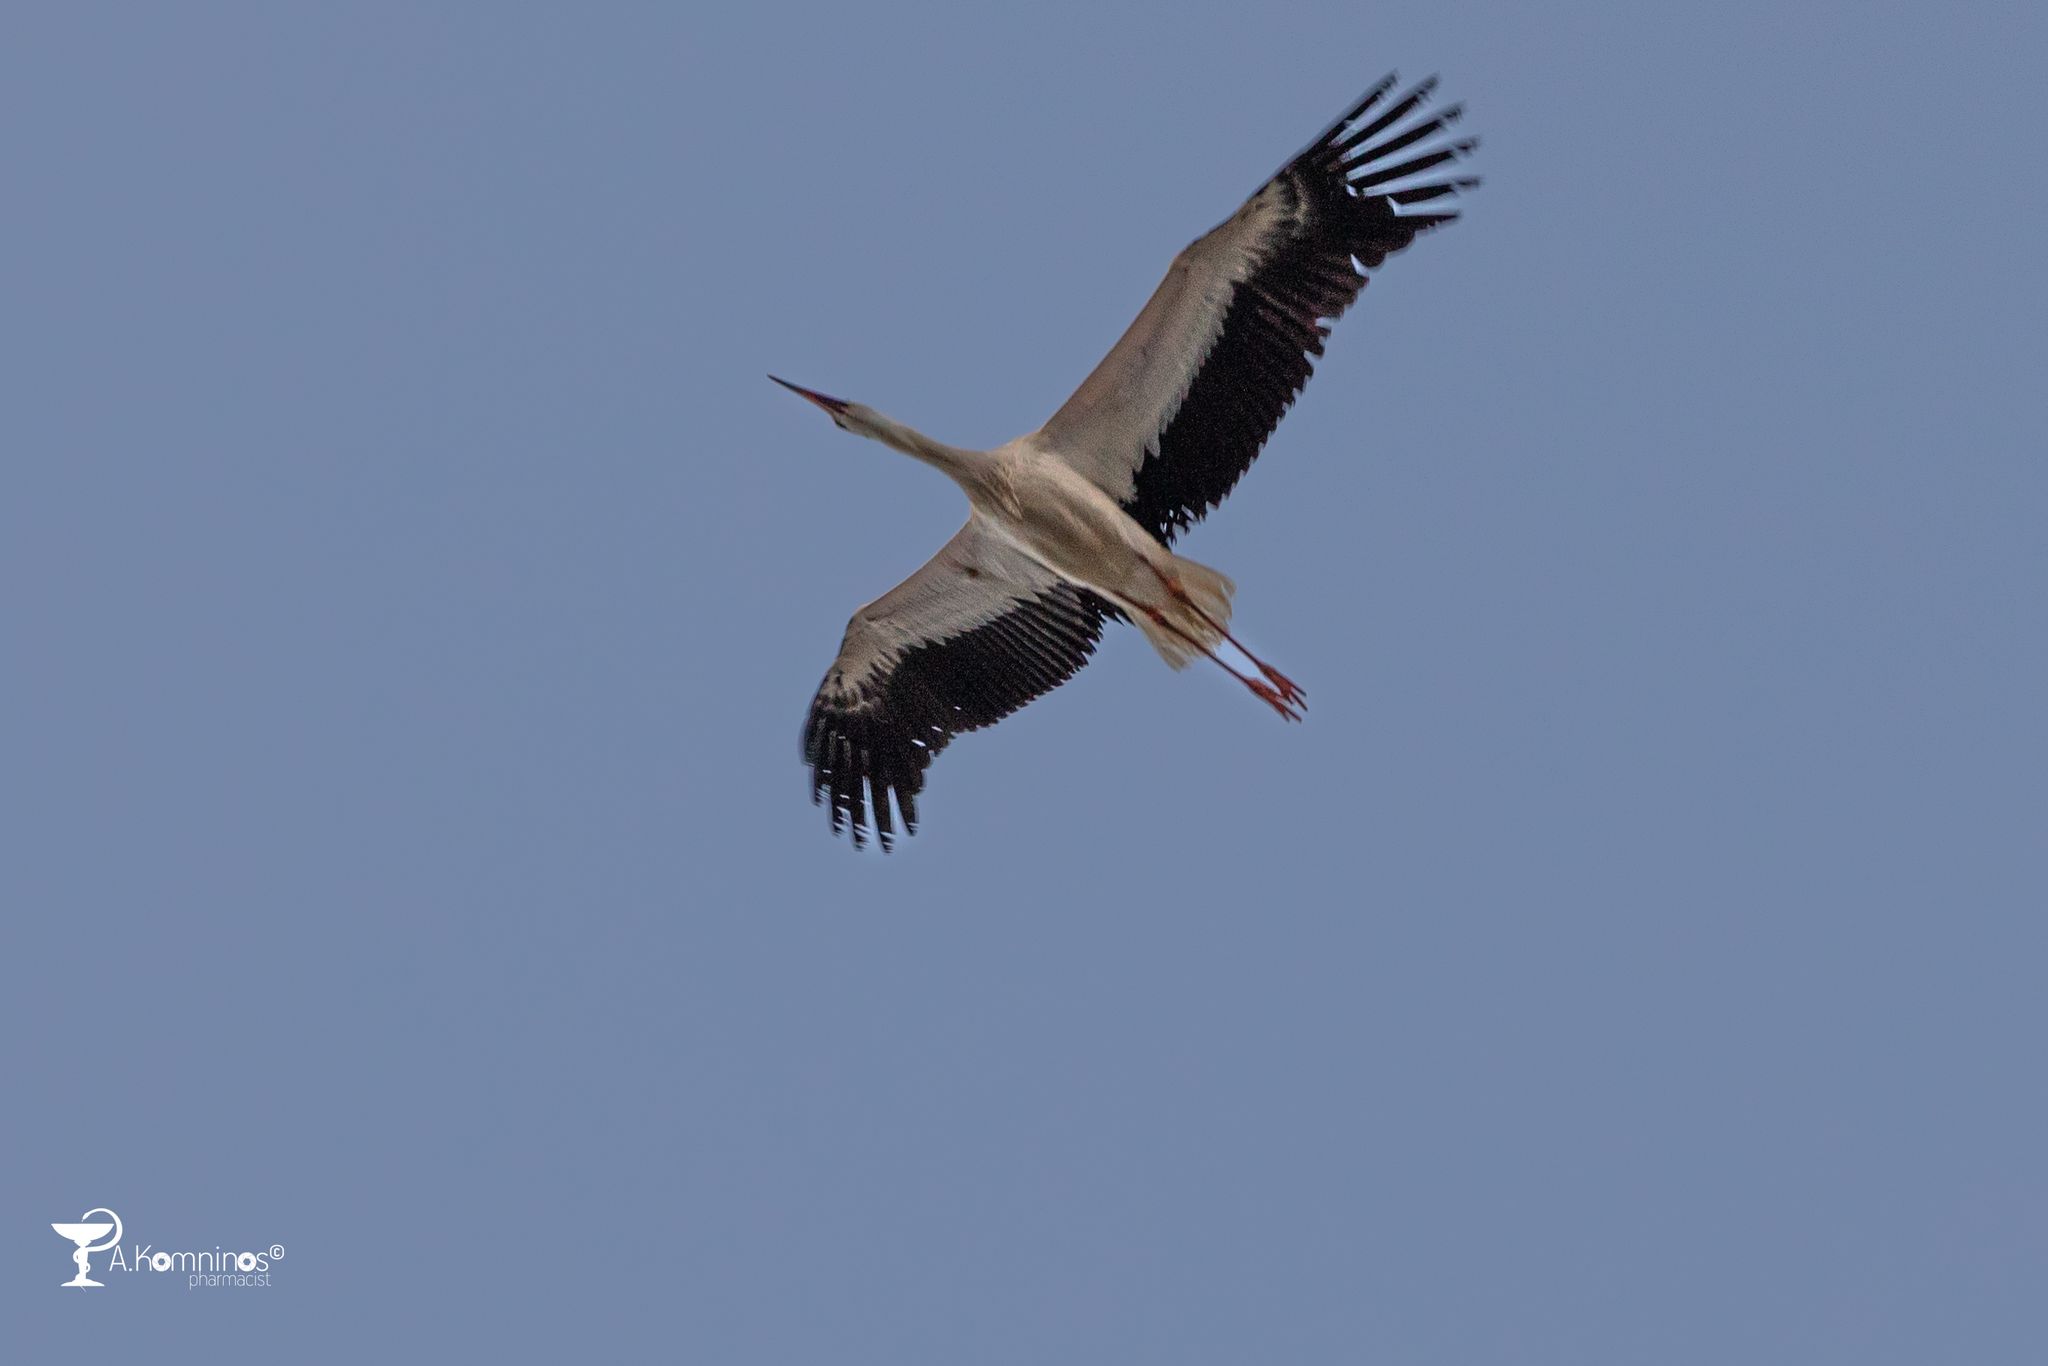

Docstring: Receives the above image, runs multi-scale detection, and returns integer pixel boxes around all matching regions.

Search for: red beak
[768,375,850,416]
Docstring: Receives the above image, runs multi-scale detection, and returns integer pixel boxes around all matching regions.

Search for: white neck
[864,413,988,489]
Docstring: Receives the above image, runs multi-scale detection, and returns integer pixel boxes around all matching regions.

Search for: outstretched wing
[802,517,1110,851]
[1038,74,1477,543]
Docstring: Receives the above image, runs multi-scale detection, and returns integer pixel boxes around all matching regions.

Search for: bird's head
[768,375,886,441]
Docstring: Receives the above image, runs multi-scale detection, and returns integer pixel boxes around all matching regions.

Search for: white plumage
[776,73,1478,849]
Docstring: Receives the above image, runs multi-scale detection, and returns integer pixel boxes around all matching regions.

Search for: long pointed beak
[768,374,850,416]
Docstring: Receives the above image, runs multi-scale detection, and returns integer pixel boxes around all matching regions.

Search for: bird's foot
[1256,663,1306,708]
[1248,677,1305,722]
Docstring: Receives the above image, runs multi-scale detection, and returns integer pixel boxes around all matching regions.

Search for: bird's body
[780,400,1259,692]
[775,73,1479,849]
[965,438,1221,648]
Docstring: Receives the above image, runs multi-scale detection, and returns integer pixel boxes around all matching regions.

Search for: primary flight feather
[775,73,1478,850]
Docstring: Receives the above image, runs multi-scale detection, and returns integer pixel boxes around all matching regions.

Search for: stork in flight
[776,73,1477,849]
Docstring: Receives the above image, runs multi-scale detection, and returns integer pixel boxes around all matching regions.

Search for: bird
[775,72,1477,850]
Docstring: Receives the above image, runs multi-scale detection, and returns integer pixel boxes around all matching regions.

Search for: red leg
[1141,606,1303,722]
[1146,566,1306,707]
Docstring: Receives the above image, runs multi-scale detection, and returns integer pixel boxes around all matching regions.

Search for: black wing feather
[1124,75,1478,543]
[801,585,1110,851]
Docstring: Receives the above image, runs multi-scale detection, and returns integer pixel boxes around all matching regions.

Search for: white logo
[52,1208,123,1288]
[49,1206,285,1290]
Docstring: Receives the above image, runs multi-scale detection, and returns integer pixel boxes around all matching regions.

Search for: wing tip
[800,581,1105,852]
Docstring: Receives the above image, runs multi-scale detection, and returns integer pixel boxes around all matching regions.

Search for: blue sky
[6,2,2044,1361]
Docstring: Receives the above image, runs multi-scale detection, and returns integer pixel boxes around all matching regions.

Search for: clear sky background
[5,2,2044,1361]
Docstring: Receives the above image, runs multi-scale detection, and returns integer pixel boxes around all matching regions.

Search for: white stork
[776,73,1477,849]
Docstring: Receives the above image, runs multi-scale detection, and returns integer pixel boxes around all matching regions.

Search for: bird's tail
[1132,552,1236,670]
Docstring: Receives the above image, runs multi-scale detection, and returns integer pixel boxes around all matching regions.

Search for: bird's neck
[869,416,988,489]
